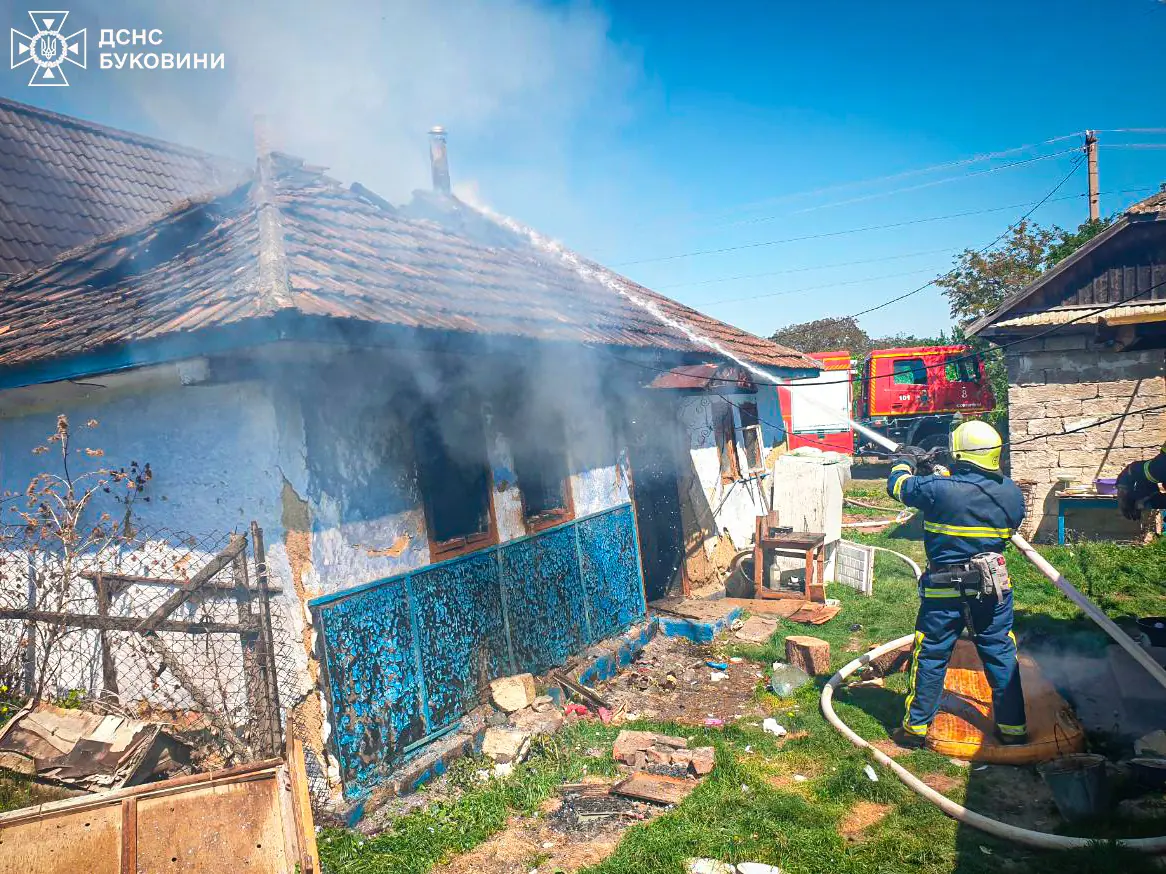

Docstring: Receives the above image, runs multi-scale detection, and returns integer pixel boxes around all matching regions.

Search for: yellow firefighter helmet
[950,420,1003,472]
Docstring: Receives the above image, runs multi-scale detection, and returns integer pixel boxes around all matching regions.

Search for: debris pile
[612,729,715,777]
[550,782,648,832]
[597,634,767,725]
[0,704,191,792]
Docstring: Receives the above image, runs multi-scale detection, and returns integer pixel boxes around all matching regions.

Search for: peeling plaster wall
[569,399,631,516]
[0,376,284,539]
[676,394,771,554]
[0,371,316,759]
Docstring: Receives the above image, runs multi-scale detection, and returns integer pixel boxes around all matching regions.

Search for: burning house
[0,101,818,801]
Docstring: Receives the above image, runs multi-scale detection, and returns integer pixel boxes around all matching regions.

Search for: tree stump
[785,635,831,676]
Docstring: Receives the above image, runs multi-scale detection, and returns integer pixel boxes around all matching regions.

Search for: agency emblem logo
[11,11,86,86]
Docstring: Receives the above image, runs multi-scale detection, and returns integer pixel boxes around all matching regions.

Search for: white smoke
[113,0,636,205]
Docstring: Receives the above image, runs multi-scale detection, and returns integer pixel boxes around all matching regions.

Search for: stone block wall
[1004,333,1166,540]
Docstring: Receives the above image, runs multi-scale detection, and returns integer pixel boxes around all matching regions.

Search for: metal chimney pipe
[428,126,451,195]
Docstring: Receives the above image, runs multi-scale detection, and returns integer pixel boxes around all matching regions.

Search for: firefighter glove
[893,445,931,474]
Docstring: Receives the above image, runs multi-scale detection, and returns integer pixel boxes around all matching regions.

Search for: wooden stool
[753,514,826,603]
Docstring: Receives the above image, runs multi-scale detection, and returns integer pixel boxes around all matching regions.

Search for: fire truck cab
[855,344,995,453]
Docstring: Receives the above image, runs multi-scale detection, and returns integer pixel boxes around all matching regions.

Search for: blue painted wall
[313,503,645,798]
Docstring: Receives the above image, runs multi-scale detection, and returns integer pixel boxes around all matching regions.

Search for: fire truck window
[717,402,742,483]
[414,399,494,555]
[944,355,979,383]
[892,358,927,385]
[738,402,764,471]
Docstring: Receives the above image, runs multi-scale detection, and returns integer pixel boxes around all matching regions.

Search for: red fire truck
[777,345,995,455]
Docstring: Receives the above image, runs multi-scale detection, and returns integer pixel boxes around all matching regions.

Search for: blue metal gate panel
[316,578,424,794]
[500,525,591,675]
[409,550,511,731]
[311,503,645,799]
[576,504,647,642]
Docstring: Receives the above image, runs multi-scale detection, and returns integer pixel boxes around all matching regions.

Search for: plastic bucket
[1038,754,1109,822]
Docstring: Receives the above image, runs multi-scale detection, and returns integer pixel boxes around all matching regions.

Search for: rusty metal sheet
[0,801,122,874]
[316,577,425,795]
[500,525,590,675]
[0,753,318,874]
[0,705,190,792]
[576,504,647,643]
[409,550,511,732]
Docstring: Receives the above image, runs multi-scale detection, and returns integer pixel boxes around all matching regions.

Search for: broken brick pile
[611,730,715,777]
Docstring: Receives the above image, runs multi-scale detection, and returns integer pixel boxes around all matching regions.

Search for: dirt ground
[596,634,767,725]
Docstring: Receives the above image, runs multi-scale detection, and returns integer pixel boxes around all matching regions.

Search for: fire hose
[820,534,1166,852]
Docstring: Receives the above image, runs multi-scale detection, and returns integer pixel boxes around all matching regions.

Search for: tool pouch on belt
[970,552,1010,600]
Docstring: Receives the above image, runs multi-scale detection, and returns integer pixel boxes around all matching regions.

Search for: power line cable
[787,149,1081,216]
[613,165,1134,269]
[704,133,1083,220]
[652,188,1157,292]
[848,155,1086,319]
[705,267,943,307]
[656,246,960,290]
[604,262,1166,398]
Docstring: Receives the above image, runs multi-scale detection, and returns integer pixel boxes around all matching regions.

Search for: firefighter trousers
[902,587,1027,739]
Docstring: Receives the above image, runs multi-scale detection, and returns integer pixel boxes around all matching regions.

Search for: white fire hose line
[840,509,916,530]
[867,544,923,580]
[819,535,1166,852]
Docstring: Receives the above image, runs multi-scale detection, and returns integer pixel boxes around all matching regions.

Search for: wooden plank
[611,773,696,805]
[719,597,808,617]
[95,573,120,697]
[285,737,320,874]
[79,570,282,595]
[136,534,247,633]
[0,760,284,826]
[0,608,254,636]
[119,798,137,874]
[0,759,310,873]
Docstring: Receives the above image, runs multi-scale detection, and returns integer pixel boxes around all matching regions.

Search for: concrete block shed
[0,102,820,801]
[968,188,1166,540]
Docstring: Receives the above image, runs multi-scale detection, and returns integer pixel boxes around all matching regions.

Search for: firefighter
[886,420,1028,748]
[1116,446,1166,520]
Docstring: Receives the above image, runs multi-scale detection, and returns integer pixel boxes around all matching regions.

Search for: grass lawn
[309,485,1166,873]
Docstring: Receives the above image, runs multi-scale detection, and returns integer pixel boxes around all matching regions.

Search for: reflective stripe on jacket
[887,462,1026,567]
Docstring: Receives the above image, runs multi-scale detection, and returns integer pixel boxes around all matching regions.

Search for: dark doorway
[626,403,686,602]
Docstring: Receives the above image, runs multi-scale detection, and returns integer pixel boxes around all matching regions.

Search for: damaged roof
[0,152,817,383]
[0,97,245,276]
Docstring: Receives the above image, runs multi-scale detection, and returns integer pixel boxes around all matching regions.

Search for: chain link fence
[0,522,298,771]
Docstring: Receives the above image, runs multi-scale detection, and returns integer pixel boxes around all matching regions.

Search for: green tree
[935,220,1054,324]
[934,216,1114,429]
[770,316,873,358]
[1046,217,1112,267]
[936,217,1114,325]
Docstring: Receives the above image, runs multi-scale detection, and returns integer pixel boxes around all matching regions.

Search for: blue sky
[4,0,1165,340]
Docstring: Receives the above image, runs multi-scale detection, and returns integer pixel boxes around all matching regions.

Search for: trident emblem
[11,11,86,86]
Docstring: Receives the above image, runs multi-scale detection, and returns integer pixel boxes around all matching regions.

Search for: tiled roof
[0,97,245,276]
[1129,188,1166,216]
[0,155,818,378]
[992,301,1166,329]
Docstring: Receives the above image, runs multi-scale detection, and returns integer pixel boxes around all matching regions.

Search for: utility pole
[1085,130,1100,221]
